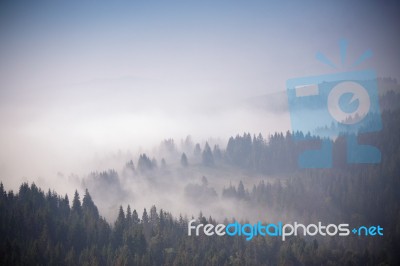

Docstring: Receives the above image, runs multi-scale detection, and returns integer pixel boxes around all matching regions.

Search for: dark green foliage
[225,131,300,174]
[0,184,111,266]
[72,190,82,214]
[0,178,398,265]
[82,189,99,219]
[222,91,400,175]
[0,93,399,265]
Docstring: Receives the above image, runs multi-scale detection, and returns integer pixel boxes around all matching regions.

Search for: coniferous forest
[2,1,400,265]
[1,91,400,265]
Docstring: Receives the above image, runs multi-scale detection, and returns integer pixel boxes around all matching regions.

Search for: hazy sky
[0,0,399,184]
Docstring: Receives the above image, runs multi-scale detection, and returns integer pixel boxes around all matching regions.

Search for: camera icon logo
[287,41,382,168]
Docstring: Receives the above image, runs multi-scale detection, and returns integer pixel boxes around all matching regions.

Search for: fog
[0,74,292,223]
[1,0,399,223]
[0,74,290,183]
[0,72,293,224]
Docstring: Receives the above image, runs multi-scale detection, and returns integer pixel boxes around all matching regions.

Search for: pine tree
[82,189,99,218]
[137,154,153,172]
[142,208,149,224]
[213,145,222,161]
[72,190,82,214]
[132,209,140,224]
[126,205,132,226]
[202,142,214,167]
[116,206,125,227]
[125,160,135,171]
[180,153,188,167]
[237,181,245,199]
[193,143,202,157]
[114,206,125,247]
[149,205,159,227]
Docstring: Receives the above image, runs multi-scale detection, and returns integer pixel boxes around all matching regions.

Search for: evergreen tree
[116,206,125,227]
[114,206,125,246]
[82,189,99,218]
[132,209,140,224]
[0,102,399,266]
[202,142,214,167]
[137,154,153,172]
[213,144,222,161]
[125,160,135,171]
[141,208,149,224]
[180,153,189,167]
[72,190,82,214]
[126,205,132,226]
[237,181,245,199]
[193,143,201,157]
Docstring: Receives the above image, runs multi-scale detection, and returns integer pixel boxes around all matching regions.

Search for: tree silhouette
[202,142,214,167]
[180,153,188,167]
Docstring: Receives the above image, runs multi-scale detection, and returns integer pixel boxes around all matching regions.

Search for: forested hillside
[1,92,399,265]
[0,181,397,266]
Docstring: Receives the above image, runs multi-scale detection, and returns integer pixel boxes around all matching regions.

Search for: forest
[0,179,398,266]
[1,91,399,265]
